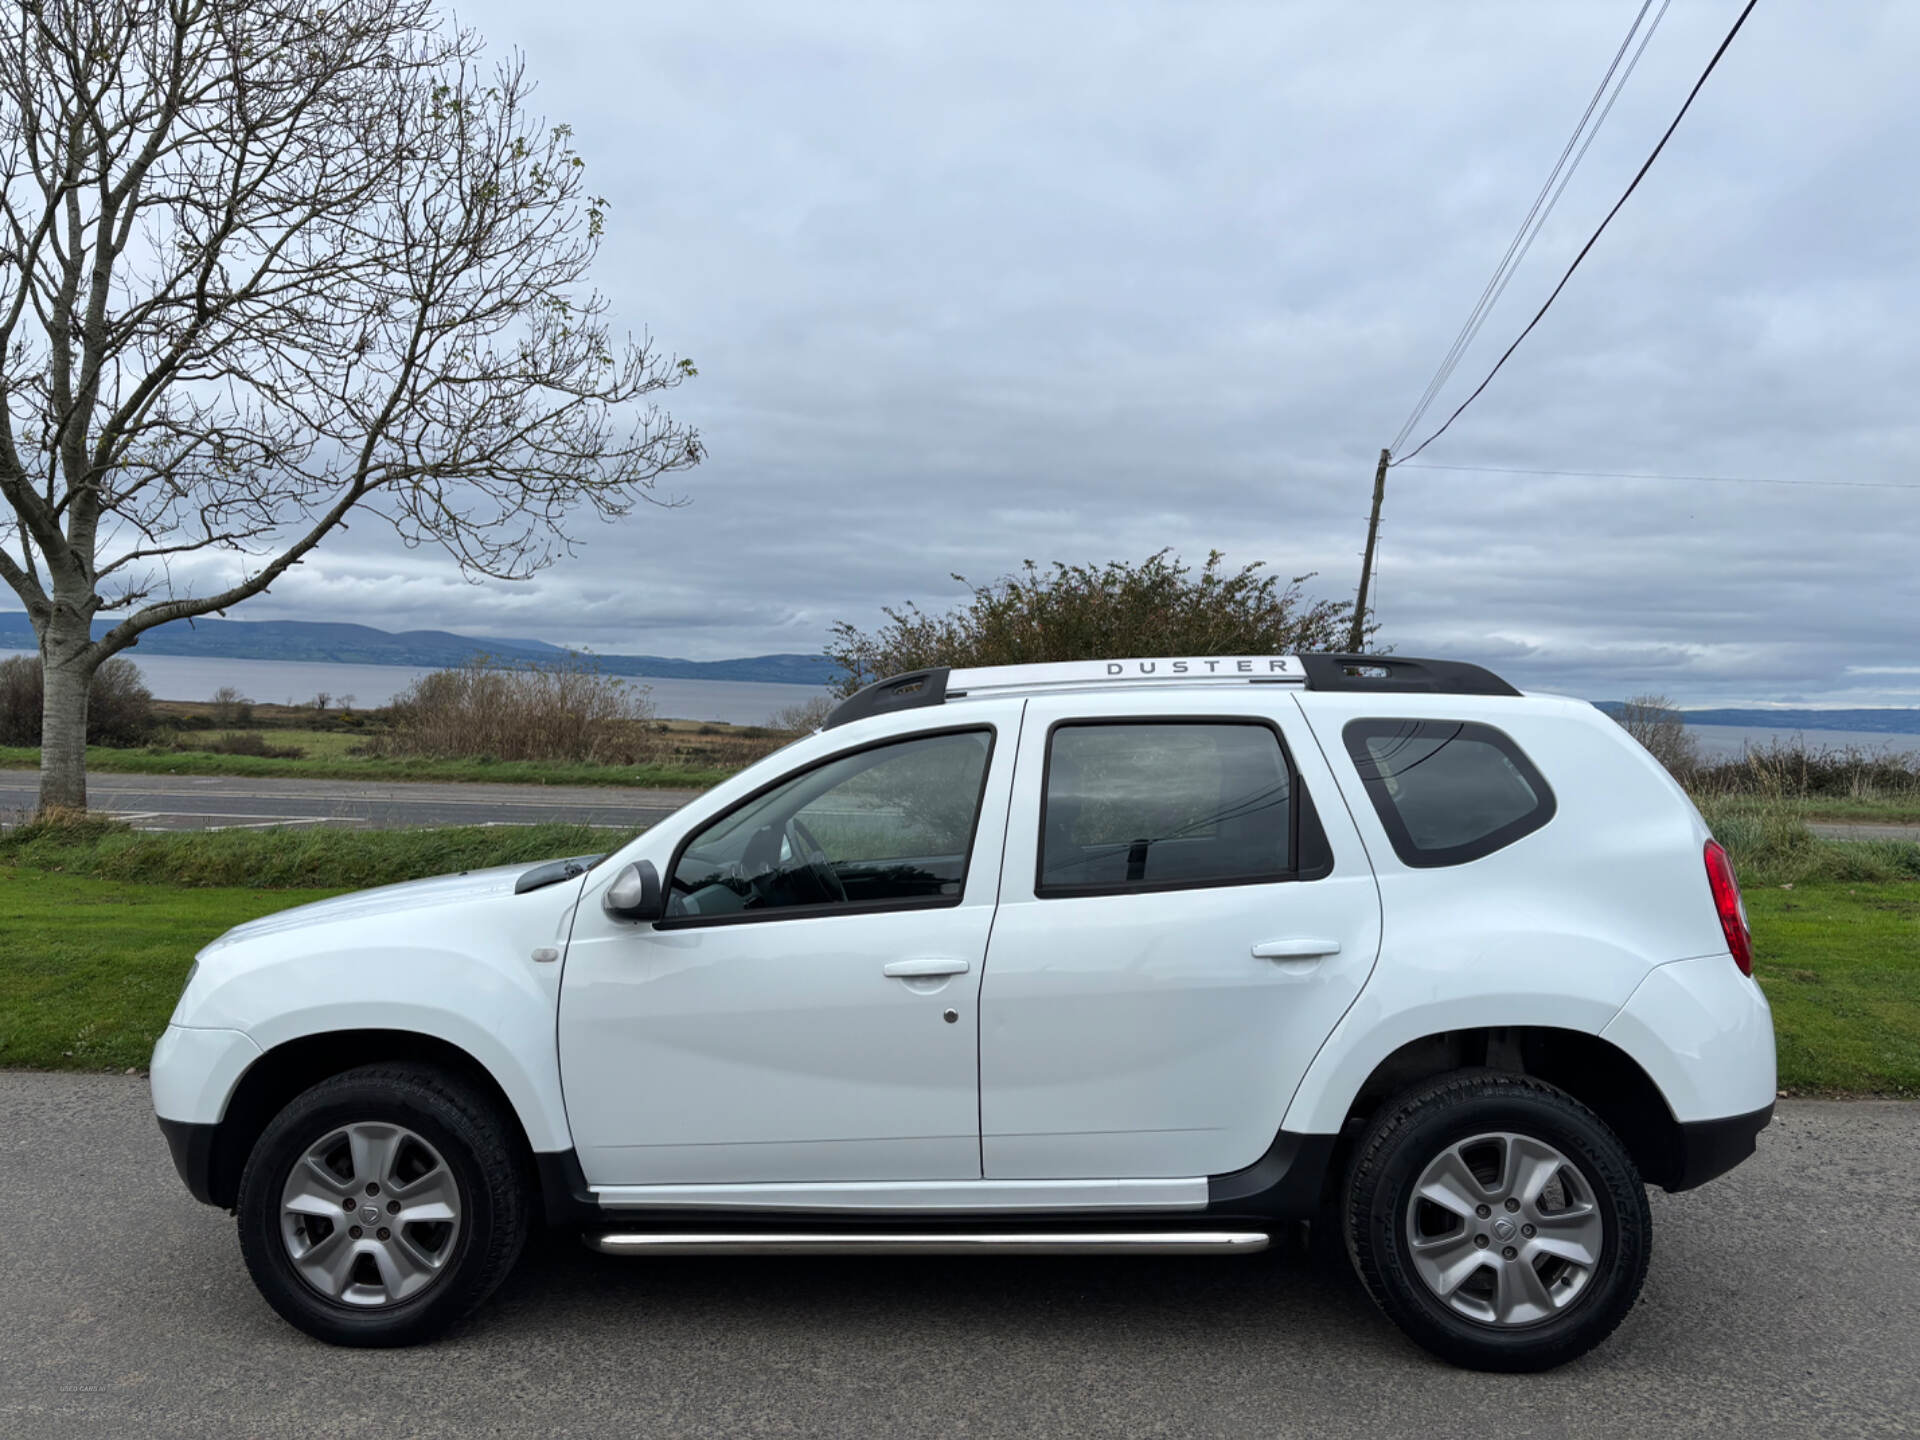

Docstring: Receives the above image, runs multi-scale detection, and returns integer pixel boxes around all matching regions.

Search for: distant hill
[0,613,837,687]
[1594,701,1920,736]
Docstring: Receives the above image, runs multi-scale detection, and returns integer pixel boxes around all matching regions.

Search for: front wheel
[1343,1071,1651,1371]
[236,1063,530,1346]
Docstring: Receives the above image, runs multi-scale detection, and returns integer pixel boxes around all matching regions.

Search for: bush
[767,694,836,734]
[0,653,154,746]
[1691,738,1920,802]
[373,656,656,764]
[192,731,306,760]
[825,550,1362,696]
[209,685,254,727]
[1613,694,1699,779]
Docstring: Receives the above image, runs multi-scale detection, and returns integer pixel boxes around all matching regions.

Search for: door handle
[1251,938,1342,961]
[883,957,971,978]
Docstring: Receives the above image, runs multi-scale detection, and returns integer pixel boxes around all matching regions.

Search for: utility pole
[1347,448,1390,653]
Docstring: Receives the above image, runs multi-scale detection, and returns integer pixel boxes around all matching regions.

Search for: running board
[585,1229,1270,1256]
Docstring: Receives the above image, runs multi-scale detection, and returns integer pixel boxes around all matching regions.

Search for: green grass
[0,815,631,890]
[1748,883,1920,1096]
[0,742,730,790]
[194,727,368,760]
[0,870,342,1069]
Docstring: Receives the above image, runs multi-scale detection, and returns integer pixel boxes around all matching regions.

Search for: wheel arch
[1324,1026,1687,1193]
[202,1030,539,1212]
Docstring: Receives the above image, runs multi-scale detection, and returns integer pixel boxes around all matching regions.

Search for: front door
[978,691,1380,1179]
[559,710,1021,1186]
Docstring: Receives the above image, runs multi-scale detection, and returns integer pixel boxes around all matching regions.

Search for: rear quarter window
[1342,718,1554,868]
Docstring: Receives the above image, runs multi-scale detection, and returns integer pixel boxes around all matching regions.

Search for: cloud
[91,0,1919,705]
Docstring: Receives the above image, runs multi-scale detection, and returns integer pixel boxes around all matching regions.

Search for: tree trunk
[38,630,96,813]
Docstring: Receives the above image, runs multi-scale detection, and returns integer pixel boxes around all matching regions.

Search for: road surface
[0,1075,1914,1439]
[0,770,698,832]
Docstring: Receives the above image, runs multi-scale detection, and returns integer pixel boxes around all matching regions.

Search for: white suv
[151,654,1775,1370]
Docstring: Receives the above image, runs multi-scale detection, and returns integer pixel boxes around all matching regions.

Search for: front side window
[666,729,993,922]
[1343,718,1554,867]
[1038,721,1326,896]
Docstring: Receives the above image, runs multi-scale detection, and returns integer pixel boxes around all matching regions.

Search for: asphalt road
[0,771,697,832]
[1,1077,1914,1439]
[1808,821,1920,843]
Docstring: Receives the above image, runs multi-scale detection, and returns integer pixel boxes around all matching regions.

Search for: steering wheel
[785,816,848,904]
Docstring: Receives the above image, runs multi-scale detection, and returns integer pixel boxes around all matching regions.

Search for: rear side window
[1343,719,1554,868]
[1037,720,1330,896]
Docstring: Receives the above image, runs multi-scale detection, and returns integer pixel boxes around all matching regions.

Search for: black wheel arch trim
[1668,1103,1773,1192]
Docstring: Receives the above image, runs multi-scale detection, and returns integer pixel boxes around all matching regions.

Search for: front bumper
[151,1024,261,1210]
[158,1115,224,1207]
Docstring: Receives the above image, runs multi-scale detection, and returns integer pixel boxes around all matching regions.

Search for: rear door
[977,689,1380,1179]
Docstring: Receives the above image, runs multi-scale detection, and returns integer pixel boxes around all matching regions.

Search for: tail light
[1703,839,1753,976]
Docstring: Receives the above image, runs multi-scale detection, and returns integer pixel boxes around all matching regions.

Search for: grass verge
[0,814,631,890]
[0,743,731,790]
[0,871,342,1069]
[1748,883,1920,1096]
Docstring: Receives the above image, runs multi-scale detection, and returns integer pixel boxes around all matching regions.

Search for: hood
[200,862,551,954]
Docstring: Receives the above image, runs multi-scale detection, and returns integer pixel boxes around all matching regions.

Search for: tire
[1343,1070,1651,1372]
[236,1063,531,1347]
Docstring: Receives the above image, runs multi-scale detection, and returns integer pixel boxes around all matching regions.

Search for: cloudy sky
[95,2,1920,704]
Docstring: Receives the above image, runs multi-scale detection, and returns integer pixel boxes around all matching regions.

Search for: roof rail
[1295,653,1520,697]
[821,667,950,730]
[820,652,1517,729]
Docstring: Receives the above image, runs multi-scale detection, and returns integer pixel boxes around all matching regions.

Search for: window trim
[653,722,999,931]
[1033,714,1333,900]
[1341,717,1556,869]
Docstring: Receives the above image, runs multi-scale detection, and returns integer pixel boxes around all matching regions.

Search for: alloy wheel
[1403,1130,1605,1328]
[278,1121,463,1308]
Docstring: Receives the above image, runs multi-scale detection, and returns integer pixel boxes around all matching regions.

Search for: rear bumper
[158,1115,224,1207]
[1669,1103,1773,1192]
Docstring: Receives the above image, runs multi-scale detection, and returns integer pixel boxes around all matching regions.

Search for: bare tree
[1616,694,1700,779]
[0,1,702,809]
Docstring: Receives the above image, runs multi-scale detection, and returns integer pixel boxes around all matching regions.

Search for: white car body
[153,654,1775,1229]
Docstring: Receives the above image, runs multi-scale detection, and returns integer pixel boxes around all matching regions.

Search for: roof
[822,653,1520,730]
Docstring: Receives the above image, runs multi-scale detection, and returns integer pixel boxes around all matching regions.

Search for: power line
[1396,461,1920,492]
[1449,0,1674,389]
[1394,0,1762,466]
[1389,0,1659,454]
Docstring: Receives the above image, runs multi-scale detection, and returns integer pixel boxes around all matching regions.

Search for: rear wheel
[1343,1070,1651,1371]
[236,1063,530,1346]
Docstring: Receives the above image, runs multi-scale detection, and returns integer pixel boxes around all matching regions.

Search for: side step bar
[586,1230,1270,1257]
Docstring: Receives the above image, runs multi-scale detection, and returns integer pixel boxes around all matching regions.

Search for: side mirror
[602,860,664,922]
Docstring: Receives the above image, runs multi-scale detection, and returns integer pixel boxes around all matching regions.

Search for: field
[0,713,800,791]
[1,818,1914,1092]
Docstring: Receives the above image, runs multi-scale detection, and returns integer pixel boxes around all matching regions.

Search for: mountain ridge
[0,613,837,686]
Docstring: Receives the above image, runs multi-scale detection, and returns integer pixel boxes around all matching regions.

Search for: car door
[558,705,1022,1187]
[978,690,1381,1179]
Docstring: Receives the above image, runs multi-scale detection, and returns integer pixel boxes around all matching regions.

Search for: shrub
[0,653,154,746]
[767,694,836,734]
[1613,694,1699,779]
[1691,739,1920,801]
[193,731,306,760]
[373,656,657,763]
[825,550,1362,696]
[209,685,254,727]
